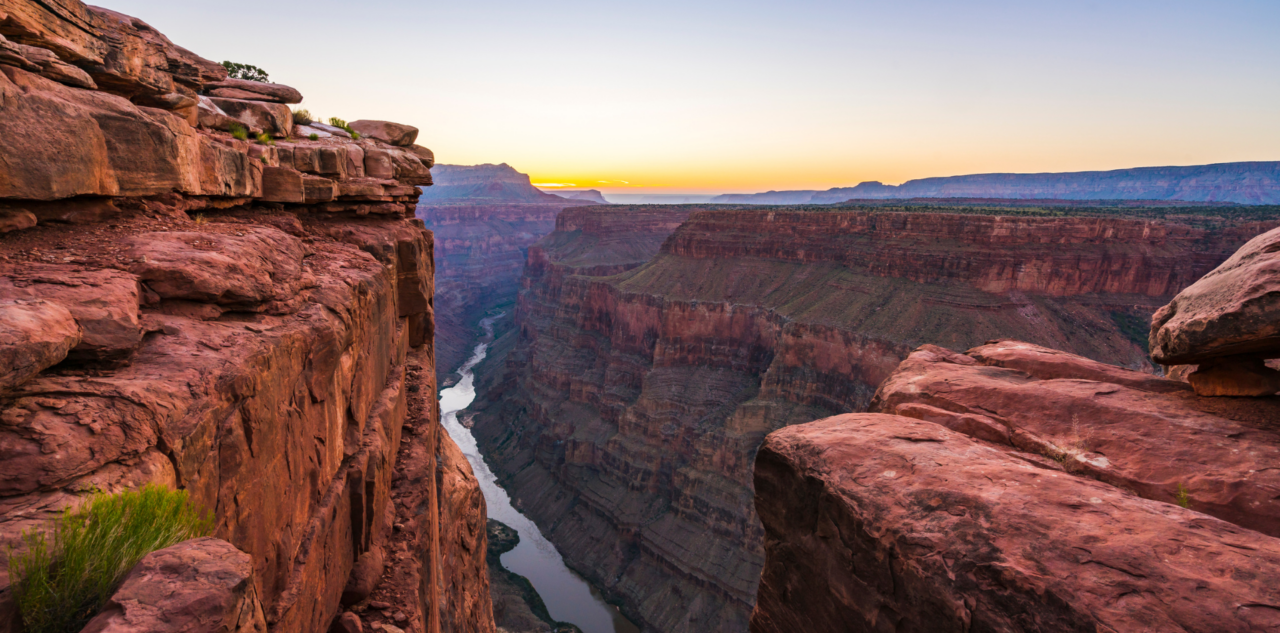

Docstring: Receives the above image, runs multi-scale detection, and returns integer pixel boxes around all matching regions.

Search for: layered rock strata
[471,204,1280,632]
[0,2,492,632]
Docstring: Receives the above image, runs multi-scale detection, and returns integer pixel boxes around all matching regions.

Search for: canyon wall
[470,203,1280,632]
[0,3,493,632]
[418,164,600,381]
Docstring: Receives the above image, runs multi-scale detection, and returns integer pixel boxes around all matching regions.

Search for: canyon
[465,202,1280,631]
[0,2,493,632]
[417,164,601,381]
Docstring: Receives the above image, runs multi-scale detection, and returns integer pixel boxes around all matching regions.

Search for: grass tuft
[7,485,212,633]
[327,117,347,129]
[1175,483,1192,509]
[292,108,312,126]
[256,132,275,146]
[228,122,249,141]
[309,133,319,141]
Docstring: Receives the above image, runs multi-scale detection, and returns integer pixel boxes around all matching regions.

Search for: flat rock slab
[0,299,80,392]
[205,78,302,104]
[0,265,142,363]
[82,537,267,633]
[1151,226,1280,364]
[871,340,1280,537]
[349,120,418,147]
[124,228,312,313]
[751,413,1280,633]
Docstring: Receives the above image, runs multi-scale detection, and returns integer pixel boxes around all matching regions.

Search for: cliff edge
[0,2,493,632]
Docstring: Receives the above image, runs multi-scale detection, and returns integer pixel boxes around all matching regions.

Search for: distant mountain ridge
[712,161,1280,205]
[419,163,585,203]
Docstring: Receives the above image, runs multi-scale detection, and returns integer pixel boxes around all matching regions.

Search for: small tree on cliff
[221,61,269,82]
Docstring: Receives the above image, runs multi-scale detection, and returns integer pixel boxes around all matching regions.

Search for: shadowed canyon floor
[465,202,1280,632]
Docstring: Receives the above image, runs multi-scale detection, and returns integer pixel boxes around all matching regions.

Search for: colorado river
[440,316,640,633]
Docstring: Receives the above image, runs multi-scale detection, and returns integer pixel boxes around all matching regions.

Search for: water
[440,316,641,633]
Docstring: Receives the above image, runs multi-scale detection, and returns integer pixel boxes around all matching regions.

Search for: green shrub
[228,122,249,141]
[309,133,319,141]
[292,108,312,126]
[350,131,361,140]
[327,117,347,128]
[8,485,212,633]
[256,132,275,146]
[221,61,269,82]
[1176,483,1192,509]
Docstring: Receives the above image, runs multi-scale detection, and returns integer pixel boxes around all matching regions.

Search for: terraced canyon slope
[417,164,600,380]
[0,2,492,631]
[469,202,1280,632]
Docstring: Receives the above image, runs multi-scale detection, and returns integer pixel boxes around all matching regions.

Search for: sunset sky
[109,0,1279,194]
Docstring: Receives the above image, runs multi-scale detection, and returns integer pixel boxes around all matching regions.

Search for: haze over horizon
[105,0,1280,195]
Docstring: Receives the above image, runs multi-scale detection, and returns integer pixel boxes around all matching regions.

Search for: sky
[107,0,1279,194]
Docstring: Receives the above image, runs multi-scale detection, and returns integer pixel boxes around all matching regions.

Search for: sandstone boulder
[0,266,143,363]
[349,120,418,147]
[205,78,303,104]
[870,340,1280,537]
[751,413,1280,633]
[311,122,353,139]
[8,42,96,89]
[261,166,306,203]
[124,228,311,312]
[197,96,262,135]
[1151,226,1280,364]
[407,145,434,168]
[209,97,293,138]
[81,537,267,633]
[0,209,37,233]
[0,300,80,392]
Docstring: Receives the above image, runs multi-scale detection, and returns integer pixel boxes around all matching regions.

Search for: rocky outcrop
[751,226,1280,631]
[0,2,493,632]
[1151,225,1280,395]
[548,190,609,204]
[713,161,1280,205]
[470,203,1280,632]
[750,414,1280,633]
[82,538,267,633]
[417,165,600,380]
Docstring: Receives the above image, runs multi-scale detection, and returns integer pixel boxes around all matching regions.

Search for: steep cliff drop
[750,226,1280,632]
[416,164,601,383]
[0,3,492,632]
[469,202,1280,631]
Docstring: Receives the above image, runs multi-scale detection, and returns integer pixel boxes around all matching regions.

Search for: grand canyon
[1,2,1279,633]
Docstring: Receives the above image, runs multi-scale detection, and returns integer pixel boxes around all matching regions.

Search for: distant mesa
[713,161,1280,205]
[419,163,602,204]
[544,189,610,204]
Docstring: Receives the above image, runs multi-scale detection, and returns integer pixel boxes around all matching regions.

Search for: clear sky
[106,0,1279,194]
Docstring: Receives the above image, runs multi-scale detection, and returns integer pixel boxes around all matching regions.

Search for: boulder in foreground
[348,120,418,146]
[751,413,1280,633]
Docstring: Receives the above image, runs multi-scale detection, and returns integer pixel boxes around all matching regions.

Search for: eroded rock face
[81,537,267,633]
[0,1,491,632]
[470,204,1279,631]
[750,414,1280,633]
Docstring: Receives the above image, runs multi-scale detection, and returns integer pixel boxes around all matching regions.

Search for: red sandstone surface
[470,203,1279,632]
[0,2,493,632]
[751,414,1280,633]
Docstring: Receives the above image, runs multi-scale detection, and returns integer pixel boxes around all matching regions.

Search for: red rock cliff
[0,2,492,632]
[470,204,1279,632]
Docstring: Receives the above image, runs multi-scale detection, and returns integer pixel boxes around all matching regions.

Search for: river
[439,316,641,633]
